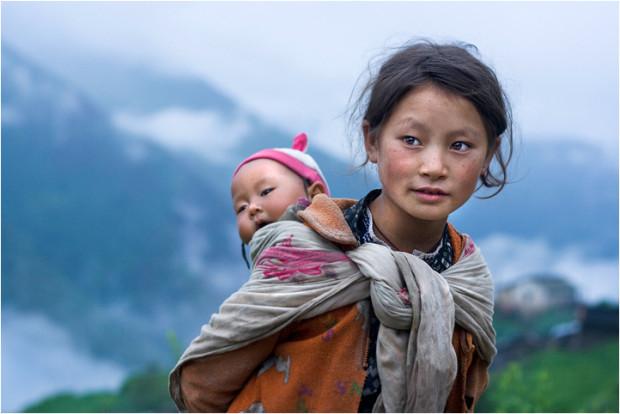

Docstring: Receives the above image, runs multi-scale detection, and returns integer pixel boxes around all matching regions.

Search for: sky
[2,1,619,160]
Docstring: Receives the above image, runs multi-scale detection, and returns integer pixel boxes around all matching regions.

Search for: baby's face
[231,159,308,244]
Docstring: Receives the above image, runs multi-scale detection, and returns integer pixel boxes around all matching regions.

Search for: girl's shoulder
[446,223,464,262]
[296,194,358,249]
[446,223,476,262]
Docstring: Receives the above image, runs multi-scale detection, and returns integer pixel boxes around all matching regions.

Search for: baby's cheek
[237,219,251,243]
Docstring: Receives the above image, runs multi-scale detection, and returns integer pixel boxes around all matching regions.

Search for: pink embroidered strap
[256,235,350,281]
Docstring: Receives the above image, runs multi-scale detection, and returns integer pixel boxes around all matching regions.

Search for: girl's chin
[402,208,451,224]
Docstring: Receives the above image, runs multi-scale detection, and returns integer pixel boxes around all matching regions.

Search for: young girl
[170,40,512,413]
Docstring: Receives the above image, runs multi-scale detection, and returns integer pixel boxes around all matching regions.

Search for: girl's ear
[363,121,378,163]
[307,181,326,199]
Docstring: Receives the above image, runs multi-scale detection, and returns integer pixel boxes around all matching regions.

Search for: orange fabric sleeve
[178,333,280,412]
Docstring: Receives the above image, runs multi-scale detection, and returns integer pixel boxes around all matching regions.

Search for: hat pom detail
[292,132,308,152]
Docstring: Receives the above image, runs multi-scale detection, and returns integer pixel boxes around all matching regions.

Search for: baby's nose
[248,203,262,216]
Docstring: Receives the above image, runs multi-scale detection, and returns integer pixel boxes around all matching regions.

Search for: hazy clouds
[2,2,618,158]
[113,108,250,164]
[2,309,127,412]
[479,234,619,304]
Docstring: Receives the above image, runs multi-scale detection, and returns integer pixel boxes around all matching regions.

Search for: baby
[231,132,330,248]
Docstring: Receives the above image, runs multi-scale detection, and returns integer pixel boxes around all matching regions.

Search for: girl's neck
[369,195,447,253]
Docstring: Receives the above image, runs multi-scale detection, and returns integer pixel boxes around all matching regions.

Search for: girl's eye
[260,187,274,197]
[451,141,471,152]
[402,135,421,146]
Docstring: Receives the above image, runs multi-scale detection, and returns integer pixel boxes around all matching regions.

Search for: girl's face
[364,83,492,228]
[231,159,308,244]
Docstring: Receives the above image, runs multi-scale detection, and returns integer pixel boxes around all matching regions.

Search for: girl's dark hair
[349,40,514,198]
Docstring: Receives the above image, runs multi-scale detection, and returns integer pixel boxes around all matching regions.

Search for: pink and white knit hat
[233,133,330,195]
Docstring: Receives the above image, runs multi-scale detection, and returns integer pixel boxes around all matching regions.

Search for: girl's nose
[419,148,447,178]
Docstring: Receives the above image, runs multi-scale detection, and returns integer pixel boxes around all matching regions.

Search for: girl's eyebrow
[396,117,429,134]
[398,117,483,140]
[446,127,484,141]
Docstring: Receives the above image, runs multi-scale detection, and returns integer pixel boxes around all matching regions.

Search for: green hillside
[23,366,176,413]
[478,340,619,413]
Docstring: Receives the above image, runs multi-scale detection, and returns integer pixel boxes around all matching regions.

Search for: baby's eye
[236,205,247,214]
[402,135,421,146]
[451,141,471,152]
[260,187,275,197]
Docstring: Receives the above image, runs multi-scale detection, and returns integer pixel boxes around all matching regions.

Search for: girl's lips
[415,186,448,195]
[413,187,448,202]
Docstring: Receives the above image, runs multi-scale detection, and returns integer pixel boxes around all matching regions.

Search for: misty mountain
[34,50,373,197]
[42,51,618,258]
[2,43,617,372]
[2,46,243,367]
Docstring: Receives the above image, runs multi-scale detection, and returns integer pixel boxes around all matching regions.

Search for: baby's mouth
[256,221,273,230]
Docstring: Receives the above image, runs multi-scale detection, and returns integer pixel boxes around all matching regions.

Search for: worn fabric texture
[224,303,369,412]
[169,214,496,412]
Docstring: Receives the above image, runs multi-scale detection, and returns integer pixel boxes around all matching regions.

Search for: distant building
[579,302,619,335]
[551,303,618,348]
[496,274,578,318]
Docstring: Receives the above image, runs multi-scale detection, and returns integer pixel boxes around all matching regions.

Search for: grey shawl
[170,220,496,412]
